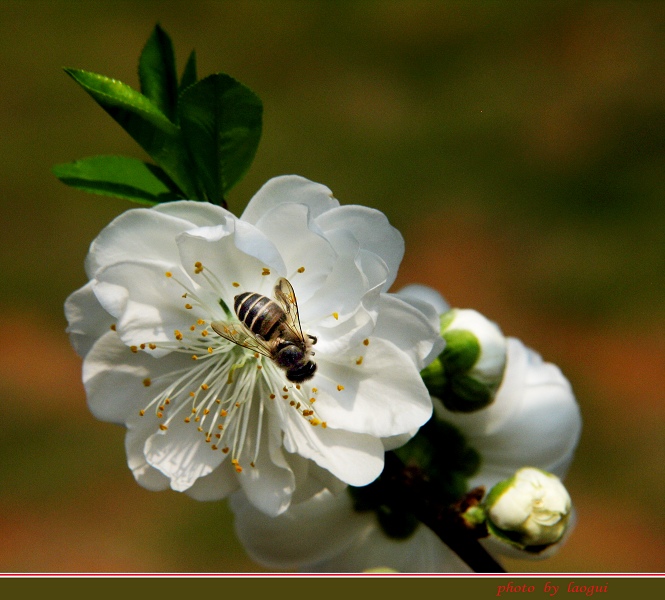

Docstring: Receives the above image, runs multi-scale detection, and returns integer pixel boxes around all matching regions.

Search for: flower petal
[93,260,201,352]
[252,202,337,304]
[233,399,296,516]
[64,281,115,357]
[373,293,444,370]
[315,205,404,291]
[313,522,473,573]
[313,337,433,438]
[280,405,385,487]
[176,219,287,304]
[395,284,450,328]
[82,330,187,424]
[241,175,339,225]
[144,414,227,492]
[185,458,240,501]
[85,203,229,278]
[230,489,368,569]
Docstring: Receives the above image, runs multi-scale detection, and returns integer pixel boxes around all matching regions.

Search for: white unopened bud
[421,308,507,412]
[485,467,572,550]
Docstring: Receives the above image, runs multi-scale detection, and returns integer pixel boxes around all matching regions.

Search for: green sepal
[441,329,481,373]
[63,68,200,200]
[52,155,181,205]
[138,24,179,122]
[178,73,263,204]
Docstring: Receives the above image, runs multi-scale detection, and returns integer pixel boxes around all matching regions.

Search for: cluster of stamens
[127,260,335,474]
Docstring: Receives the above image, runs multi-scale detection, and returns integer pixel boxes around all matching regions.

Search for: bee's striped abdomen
[234,292,284,340]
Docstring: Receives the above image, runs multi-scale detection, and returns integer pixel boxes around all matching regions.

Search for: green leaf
[179,50,198,93]
[64,68,201,200]
[178,73,262,204]
[138,24,179,122]
[53,155,182,205]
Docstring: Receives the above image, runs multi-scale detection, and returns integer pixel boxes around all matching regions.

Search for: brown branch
[382,453,505,573]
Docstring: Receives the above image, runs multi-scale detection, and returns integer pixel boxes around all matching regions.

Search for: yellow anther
[297,266,305,273]
[208,347,213,354]
[203,408,210,415]
[269,394,276,400]
[197,319,206,325]
[310,419,321,426]
[194,262,203,274]
[332,312,339,320]
[290,400,296,406]
[262,268,271,276]
[159,424,168,431]
[142,378,151,387]
[139,410,145,417]
[322,422,327,429]
[140,343,146,350]
[110,324,116,331]
[222,447,229,454]
[254,352,259,358]
[201,384,209,390]
[174,330,183,340]
[189,325,196,331]
[202,330,208,337]
[309,398,316,403]
[218,424,224,430]
[337,384,345,391]
[165,271,172,278]
[164,398,171,405]
[184,417,191,423]
[356,356,364,365]
[232,282,240,287]
[185,303,193,309]
[283,386,288,392]
[148,343,157,350]
[235,402,240,408]
[250,462,256,468]
[312,387,318,393]
[191,355,198,360]
[235,465,243,473]
[211,445,218,451]
[257,365,262,370]
[156,412,163,418]
[283,395,289,400]
[190,393,196,399]
[130,346,138,353]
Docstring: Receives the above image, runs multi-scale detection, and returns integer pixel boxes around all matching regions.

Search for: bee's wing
[210,321,273,358]
[274,277,305,340]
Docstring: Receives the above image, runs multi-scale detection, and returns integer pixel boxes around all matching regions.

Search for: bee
[211,277,317,383]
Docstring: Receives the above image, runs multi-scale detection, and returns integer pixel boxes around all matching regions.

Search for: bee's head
[285,361,317,383]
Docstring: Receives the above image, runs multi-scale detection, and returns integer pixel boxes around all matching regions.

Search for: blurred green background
[1,0,664,573]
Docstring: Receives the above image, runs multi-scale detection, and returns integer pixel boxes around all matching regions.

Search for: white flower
[65,175,443,516]
[230,286,581,571]
[485,467,572,548]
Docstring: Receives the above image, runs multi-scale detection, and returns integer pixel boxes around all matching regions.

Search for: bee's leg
[308,334,318,344]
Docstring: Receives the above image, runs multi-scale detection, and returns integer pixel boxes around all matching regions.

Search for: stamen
[297,266,305,273]
[262,268,270,276]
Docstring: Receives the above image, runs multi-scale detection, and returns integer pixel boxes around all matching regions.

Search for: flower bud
[484,467,572,551]
[421,308,507,412]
